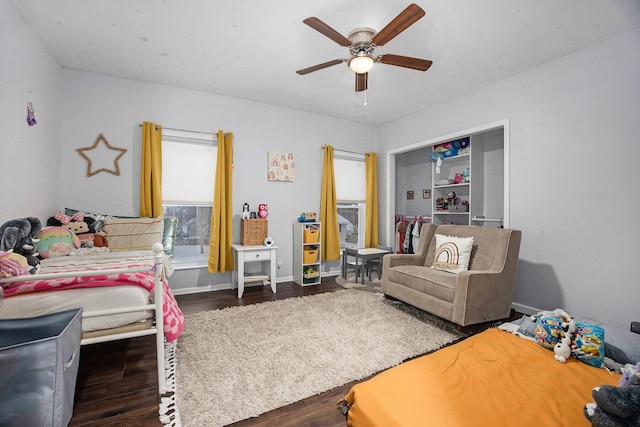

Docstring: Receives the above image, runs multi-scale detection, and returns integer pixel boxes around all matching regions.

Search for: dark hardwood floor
[70,277,518,426]
[70,277,353,427]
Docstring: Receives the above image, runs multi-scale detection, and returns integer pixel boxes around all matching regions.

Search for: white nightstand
[231,243,278,298]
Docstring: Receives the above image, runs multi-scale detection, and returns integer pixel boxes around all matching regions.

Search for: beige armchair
[382,223,522,328]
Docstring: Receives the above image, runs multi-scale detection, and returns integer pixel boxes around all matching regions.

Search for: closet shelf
[434,211,469,215]
[472,216,503,222]
[433,183,470,189]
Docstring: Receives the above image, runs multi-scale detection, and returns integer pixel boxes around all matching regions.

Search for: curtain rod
[320,146,367,156]
[138,123,218,136]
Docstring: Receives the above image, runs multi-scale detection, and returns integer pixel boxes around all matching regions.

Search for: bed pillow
[533,316,564,350]
[534,316,605,367]
[163,217,178,257]
[573,323,606,368]
[66,208,178,256]
[601,324,640,365]
[36,226,81,258]
[102,216,164,252]
[431,234,474,273]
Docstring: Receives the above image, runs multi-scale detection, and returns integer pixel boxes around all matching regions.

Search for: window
[334,154,366,249]
[337,202,365,249]
[161,129,217,265]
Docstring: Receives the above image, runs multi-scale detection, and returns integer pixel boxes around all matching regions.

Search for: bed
[0,242,184,394]
[341,322,635,427]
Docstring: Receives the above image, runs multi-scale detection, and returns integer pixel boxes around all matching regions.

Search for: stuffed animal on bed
[36,226,81,258]
[584,371,640,427]
[554,312,576,363]
[47,212,103,247]
[0,217,42,273]
[93,229,108,247]
[0,250,31,277]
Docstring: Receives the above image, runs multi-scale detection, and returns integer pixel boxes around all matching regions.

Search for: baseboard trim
[171,275,294,296]
[511,302,541,316]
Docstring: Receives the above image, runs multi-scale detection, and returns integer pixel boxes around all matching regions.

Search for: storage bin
[0,308,83,427]
[448,204,469,213]
[303,249,318,264]
[303,229,320,243]
[303,269,320,279]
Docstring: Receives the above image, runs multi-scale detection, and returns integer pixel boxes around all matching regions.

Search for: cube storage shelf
[293,222,321,286]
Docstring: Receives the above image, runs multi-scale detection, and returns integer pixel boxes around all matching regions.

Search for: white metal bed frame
[0,243,167,394]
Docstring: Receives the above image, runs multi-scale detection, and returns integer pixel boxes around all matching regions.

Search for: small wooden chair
[365,246,393,281]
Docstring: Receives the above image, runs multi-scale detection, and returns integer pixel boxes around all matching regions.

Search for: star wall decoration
[76,133,127,177]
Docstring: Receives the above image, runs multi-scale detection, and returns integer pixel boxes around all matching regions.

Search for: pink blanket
[3,255,184,342]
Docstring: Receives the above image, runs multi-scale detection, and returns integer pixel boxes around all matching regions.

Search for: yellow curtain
[208,131,234,273]
[365,152,379,248]
[139,122,163,217]
[320,145,341,261]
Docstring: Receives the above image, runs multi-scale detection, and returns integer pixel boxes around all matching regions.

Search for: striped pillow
[103,216,164,251]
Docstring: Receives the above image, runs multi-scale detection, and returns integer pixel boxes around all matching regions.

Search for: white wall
[377,28,640,328]
[60,69,375,291]
[0,0,62,221]
[395,147,432,218]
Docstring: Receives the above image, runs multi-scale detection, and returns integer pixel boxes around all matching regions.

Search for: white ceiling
[11,0,640,125]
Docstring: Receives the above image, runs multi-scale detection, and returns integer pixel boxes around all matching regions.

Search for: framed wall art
[267,151,295,182]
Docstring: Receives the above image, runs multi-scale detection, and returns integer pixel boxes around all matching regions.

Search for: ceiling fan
[296,3,433,92]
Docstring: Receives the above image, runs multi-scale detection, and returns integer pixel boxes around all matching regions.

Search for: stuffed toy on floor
[584,370,640,427]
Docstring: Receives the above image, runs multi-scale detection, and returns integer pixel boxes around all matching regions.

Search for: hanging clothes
[396,217,408,253]
[403,222,414,254]
[411,219,422,252]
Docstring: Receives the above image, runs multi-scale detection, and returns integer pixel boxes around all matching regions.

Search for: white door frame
[385,118,510,245]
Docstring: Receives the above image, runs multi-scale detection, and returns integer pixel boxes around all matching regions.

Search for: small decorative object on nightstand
[241,219,268,245]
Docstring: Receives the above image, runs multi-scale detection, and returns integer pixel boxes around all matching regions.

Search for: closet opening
[385,119,510,251]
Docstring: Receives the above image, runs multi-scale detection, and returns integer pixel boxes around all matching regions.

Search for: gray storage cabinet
[0,308,83,427]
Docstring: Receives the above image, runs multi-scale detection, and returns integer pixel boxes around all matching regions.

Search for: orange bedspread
[344,328,620,427]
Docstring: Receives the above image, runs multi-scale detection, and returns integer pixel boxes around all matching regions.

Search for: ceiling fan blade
[296,59,345,75]
[379,54,433,71]
[371,4,425,47]
[303,17,352,47]
[355,73,368,92]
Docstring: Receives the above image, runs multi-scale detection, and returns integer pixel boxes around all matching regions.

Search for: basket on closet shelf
[448,205,469,213]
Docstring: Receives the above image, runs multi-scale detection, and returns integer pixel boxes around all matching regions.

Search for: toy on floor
[584,368,640,427]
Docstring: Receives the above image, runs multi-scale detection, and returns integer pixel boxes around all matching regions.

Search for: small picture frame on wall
[423,189,431,199]
[406,191,414,200]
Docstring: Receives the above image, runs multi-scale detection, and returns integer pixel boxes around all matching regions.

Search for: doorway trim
[385,118,510,245]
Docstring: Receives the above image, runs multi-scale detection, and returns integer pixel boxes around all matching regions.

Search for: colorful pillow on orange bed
[534,316,605,367]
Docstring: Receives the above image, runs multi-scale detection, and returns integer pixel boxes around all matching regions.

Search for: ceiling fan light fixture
[349,54,374,74]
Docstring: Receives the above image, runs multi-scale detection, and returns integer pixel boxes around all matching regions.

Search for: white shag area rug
[174,289,464,426]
